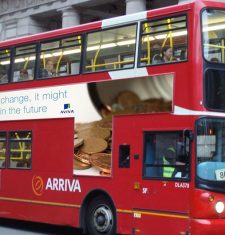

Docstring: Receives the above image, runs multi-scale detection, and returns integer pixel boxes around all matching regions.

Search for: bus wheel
[86,195,116,235]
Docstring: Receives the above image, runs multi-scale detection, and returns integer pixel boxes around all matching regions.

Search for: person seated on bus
[210,57,220,63]
[161,46,177,63]
[152,54,163,64]
[39,59,56,78]
[19,68,29,81]
[0,66,8,84]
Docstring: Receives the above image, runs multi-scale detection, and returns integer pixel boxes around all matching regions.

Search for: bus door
[131,115,193,235]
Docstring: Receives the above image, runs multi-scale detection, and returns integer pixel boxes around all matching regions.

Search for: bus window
[84,24,137,73]
[39,35,82,79]
[205,69,225,111]
[12,44,36,82]
[202,9,225,63]
[0,49,10,84]
[0,132,6,168]
[139,15,188,66]
[196,118,225,181]
[8,131,32,169]
[143,132,190,179]
[119,144,130,168]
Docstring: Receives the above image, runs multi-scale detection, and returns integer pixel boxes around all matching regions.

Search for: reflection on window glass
[205,69,225,110]
[197,118,225,181]
[143,131,190,179]
[9,131,32,169]
[0,49,10,84]
[202,9,225,63]
[119,144,130,168]
[39,35,82,79]
[13,45,36,82]
[139,15,187,66]
[84,25,136,72]
[0,132,6,168]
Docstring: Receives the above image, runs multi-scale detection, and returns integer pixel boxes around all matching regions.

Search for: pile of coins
[73,90,171,175]
[74,120,112,175]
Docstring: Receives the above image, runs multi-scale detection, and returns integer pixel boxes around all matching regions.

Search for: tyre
[86,195,116,235]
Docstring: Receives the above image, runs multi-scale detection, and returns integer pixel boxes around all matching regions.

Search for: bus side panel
[0,118,82,228]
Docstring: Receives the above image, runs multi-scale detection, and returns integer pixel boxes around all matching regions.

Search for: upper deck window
[83,24,137,73]
[0,49,11,84]
[139,15,187,66]
[12,44,36,82]
[39,35,82,79]
[202,9,225,63]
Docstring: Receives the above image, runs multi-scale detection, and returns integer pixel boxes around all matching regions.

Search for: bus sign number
[215,168,225,181]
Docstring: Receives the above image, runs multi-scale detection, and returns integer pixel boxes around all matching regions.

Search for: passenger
[161,46,176,63]
[19,68,29,81]
[39,59,56,78]
[0,65,8,83]
[152,54,163,64]
[210,57,219,63]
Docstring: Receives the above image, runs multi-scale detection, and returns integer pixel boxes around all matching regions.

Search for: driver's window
[143,131,190,180]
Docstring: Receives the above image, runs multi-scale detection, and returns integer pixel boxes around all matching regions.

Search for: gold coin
[90,153,111,174]
[73,158,91,170]
[80,137,108,154]
[75,152,91,165]
[97,116,112,130]
[117,90,140,109]
[75,122,97,133]
[79,126,111,140]
[74,138,84,148]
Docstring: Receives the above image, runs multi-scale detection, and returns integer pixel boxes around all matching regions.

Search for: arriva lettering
[46,178,81,192]
[175,182,190,189]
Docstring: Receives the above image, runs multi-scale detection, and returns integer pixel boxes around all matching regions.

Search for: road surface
[0,218,83,235]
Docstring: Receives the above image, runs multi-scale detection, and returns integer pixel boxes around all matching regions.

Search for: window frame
[195,117,225,193]
[0,47,12,84]
[0,131,7,168]
[138,13,188,68]
[38,34,83,79]
[8,130,32,170]
[143,130,190,181]
[82,23,138,74]
[12,43,38,83]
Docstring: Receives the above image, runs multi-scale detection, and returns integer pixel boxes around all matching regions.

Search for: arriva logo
[32,175,44,196]
[60,103,74,114]
[32,176,81,196]
[46,178,81,192]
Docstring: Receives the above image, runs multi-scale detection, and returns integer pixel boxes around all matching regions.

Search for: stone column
[17,17,46,37]
[126,0,146,14]
[59,7,80,28]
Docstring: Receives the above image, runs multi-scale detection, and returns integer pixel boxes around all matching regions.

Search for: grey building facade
[0,0,184,41]
[0,0,145,40]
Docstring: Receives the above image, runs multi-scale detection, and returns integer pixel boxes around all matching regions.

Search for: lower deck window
[0,132,6,168]
[143,131,190,180]
[8,131,32,169]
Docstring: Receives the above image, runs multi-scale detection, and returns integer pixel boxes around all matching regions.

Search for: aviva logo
[60,103,74,114]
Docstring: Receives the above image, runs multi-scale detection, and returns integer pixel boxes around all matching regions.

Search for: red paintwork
[0,1,225,235]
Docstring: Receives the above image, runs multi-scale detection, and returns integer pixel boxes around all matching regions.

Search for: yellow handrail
[144,23,151,64]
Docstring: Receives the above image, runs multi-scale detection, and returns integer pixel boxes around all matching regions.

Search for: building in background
[0,0,182,40]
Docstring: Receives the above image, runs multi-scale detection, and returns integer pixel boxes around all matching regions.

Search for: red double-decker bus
[1,0,225,234]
